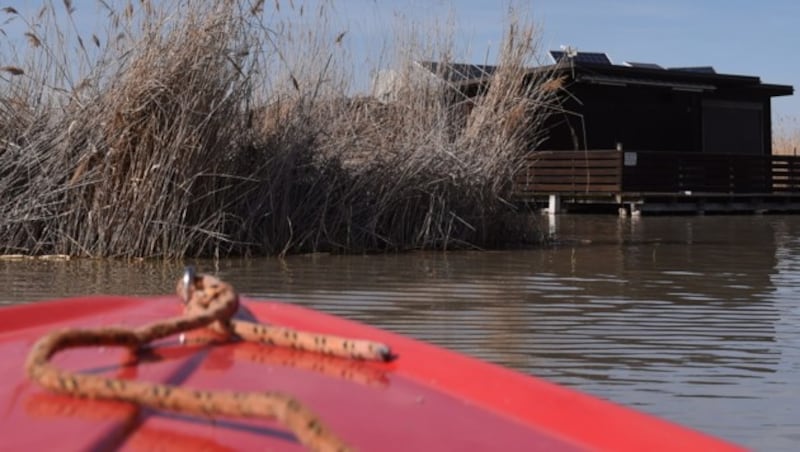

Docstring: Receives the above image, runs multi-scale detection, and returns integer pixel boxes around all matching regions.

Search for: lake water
[3,214,799,450]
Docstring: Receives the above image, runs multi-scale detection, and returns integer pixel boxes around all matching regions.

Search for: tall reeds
[0,1,560,258]
[774,115,800,156]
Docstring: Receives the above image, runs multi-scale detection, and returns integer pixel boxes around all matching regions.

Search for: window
[702,100,763,154]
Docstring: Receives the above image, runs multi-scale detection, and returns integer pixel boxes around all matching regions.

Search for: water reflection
[2,215,799,450]
[1,259,181,303]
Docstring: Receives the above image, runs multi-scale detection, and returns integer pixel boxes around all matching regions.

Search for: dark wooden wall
[540,82,770,156]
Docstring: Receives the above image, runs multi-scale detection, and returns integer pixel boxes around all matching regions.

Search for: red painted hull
[0,296,744,451]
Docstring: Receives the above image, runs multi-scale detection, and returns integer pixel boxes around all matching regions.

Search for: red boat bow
[0,296,744,451]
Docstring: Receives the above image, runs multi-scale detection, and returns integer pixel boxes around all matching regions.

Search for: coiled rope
[26,268,393,451]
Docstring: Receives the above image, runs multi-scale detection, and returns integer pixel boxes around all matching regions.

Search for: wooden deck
[515,150,800,214]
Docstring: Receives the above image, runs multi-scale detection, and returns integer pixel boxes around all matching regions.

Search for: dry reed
[774,115,800,156]
[0,1,560,258]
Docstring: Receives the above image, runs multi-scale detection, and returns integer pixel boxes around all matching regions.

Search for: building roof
[418,51,794,98]
[416,61,497,82]
[558,59,793,97]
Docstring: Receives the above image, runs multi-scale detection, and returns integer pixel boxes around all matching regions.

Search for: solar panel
[668,66,716,74]
[417,61,497,81]
[549,50,612,65]
[449,63,496,81]
[623,61,663,70]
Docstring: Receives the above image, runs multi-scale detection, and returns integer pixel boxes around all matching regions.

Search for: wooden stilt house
[407,52,796,214]
[531,51,794,213]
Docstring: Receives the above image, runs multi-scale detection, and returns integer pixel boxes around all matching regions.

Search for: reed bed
[0,1,560,258]
[774,115,800,156]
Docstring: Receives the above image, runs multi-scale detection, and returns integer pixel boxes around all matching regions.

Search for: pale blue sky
[328,0,800,118]
[2,0,798,118]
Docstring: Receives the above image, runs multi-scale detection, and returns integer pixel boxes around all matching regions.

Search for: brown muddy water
[2,215,799,450]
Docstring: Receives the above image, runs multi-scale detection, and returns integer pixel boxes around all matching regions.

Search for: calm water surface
[3,215,800,450]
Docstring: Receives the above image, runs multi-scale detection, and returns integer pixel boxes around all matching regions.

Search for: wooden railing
[621,152,771,193]
[515,150,621,195]
[516,150,800,195]
[772,156,800,192]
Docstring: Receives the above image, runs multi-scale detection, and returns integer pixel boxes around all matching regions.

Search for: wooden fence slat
[527,168,622,176]
[514,150,800,196]
[516,150,622,194]
[522,184,622,193]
